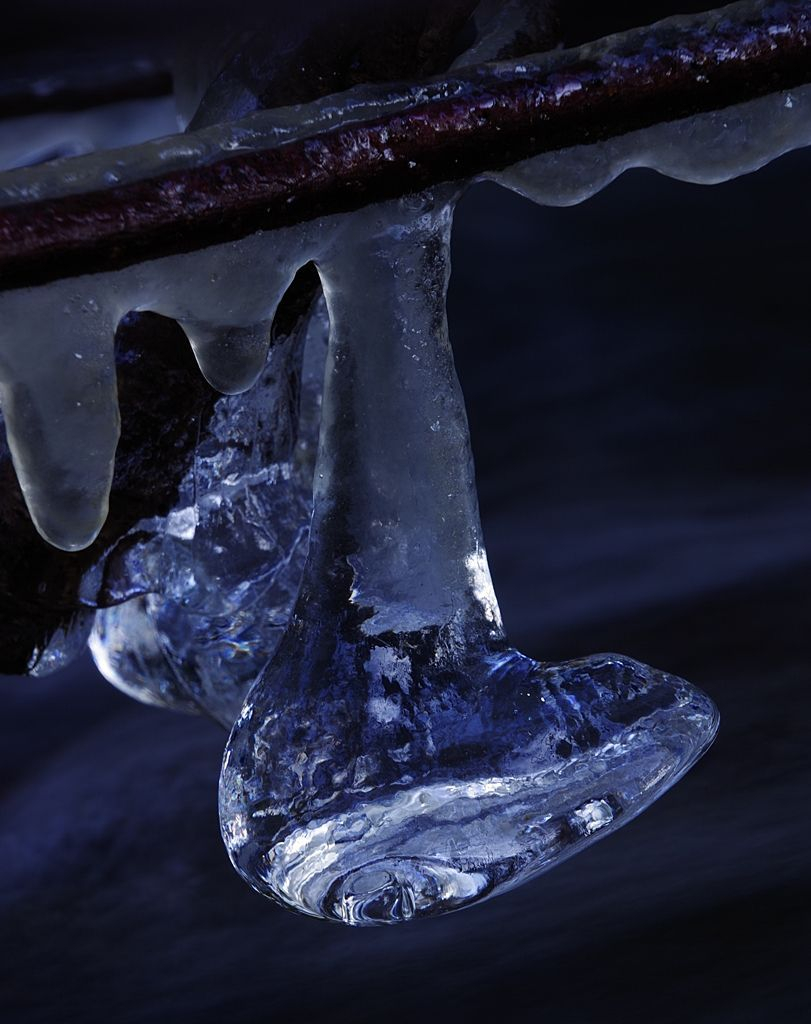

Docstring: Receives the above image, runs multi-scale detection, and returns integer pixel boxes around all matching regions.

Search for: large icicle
[218,194,719,925]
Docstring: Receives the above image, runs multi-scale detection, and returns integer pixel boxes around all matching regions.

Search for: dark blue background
[2,147,810,1021]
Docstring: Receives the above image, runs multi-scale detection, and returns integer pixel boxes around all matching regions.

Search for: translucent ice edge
[1,82,810,550]
[486,85,811,204]
[0,73,463,207]
[221,646,720,925]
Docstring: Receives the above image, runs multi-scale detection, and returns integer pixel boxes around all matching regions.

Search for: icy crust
[0,78,453,207]
[2,82,811,553]
[488,84,811,204]
[0,0,792,207]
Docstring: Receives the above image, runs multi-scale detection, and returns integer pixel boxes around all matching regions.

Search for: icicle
[218,194,718,925]
[0,284,121,549]
[0,218,328,551]
[178,320,272,395]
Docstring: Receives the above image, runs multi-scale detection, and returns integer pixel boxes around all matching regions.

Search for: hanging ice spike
[218,195,719,925]
[0,287,120,550]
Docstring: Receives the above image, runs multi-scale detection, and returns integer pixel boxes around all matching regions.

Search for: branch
[0,0,809,292]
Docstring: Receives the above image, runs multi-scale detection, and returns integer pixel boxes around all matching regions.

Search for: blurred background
[1,3,810,1022]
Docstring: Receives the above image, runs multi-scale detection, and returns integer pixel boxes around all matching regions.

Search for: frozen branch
[0,0,809,291]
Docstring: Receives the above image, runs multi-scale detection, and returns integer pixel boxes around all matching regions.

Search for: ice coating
[218,194,719,925]
[0,76,447,208]
[0,0,801,210]
[488,84,811,204]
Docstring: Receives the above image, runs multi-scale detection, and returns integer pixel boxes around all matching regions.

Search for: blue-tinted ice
[219,196,719,924]
[90,296,326,725]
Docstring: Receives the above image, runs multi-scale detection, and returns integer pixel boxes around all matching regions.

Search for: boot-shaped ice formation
[219,195,719,925]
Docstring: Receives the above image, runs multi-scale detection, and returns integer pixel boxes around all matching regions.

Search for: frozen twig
[0,0,809,291]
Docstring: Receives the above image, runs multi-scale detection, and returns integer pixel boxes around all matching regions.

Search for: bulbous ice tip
[327,857,506,925]
[221,653,718,926]
[28,496,108,552]
[330,861,425,925]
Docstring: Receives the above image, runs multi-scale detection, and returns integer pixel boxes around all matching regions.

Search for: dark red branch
[1,0,809,292]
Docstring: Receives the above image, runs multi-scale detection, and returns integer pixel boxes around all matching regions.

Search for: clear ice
[3,51,811,921]
[91,295,327,724]
[218,194,718,924]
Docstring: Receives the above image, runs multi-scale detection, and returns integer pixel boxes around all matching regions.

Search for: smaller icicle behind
[137,227,313,398]
[179,321,273,395]
[90,277,328,725]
